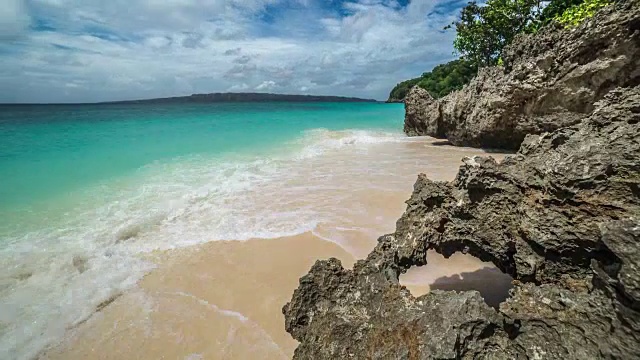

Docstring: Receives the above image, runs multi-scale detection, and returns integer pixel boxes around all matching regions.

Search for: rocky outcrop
[283,86,640,359]
[404,2,640,149]
[404,87,440,137]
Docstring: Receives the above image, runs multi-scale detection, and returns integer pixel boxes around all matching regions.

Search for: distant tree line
[388,59,477,101]
[388,0,612,102]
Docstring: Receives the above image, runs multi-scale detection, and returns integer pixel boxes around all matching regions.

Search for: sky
[0,0,466,103]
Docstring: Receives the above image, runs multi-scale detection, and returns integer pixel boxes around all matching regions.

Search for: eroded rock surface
[404,2,640,149]
[284,87,640,359]
[404,87,439,137]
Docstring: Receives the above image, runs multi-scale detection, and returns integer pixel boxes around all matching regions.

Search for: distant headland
[106,93,379,104]
[0,93,381,106]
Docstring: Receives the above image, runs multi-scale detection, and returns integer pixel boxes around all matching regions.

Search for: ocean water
[0,102,409,359]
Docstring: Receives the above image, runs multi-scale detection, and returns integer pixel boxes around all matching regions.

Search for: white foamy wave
[293,128,406,159]
[0,246,153,360]
[0,127,451,359]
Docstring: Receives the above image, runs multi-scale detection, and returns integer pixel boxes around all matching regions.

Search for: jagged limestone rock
[284,87,640,359]
[404,2,640,149]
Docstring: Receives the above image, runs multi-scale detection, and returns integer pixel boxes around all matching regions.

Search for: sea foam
[0,128,414,359]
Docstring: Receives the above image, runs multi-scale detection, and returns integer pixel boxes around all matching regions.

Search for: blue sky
[0,0,466,103]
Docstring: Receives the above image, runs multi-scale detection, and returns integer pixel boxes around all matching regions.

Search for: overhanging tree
[449,0,545,66]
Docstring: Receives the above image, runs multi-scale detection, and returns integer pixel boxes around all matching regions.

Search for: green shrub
[554,0,612,27]
[388,59,478,101]
[450,0,546,66]
[388,78,421,102]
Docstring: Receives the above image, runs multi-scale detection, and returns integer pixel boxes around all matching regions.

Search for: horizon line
[0,92,384,106]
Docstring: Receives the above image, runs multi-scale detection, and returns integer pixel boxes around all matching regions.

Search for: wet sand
[44,233,354,359]
[400,252,513,307]
[44,138,513,359]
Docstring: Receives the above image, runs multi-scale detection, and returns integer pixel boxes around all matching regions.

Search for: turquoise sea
[0,102,406,358]
[0,103,402,233]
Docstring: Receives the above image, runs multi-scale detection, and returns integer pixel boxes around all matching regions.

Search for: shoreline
[41,138,512,359]
[44,234,512,360]
[43,233,356,359]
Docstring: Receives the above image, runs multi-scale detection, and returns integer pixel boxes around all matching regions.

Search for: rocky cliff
[284,85,640,359]
[404,1,640,150]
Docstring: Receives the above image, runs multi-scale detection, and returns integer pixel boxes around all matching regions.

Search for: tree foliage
[449,0,606,65]
[388,78,421,102]
[388,59,478,101]
[554,0,612,27]
[450,0,545,66]
[387,0,606,101]
[537,0,586,25]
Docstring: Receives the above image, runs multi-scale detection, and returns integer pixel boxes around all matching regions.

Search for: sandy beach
[43,138,513,359]
[44,233,354,359]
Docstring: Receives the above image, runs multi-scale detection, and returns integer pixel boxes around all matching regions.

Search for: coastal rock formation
[404,2,640,149]
[403,87,439,137]
[283,86,640,358]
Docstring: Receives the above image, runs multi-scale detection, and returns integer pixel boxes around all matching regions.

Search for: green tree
[388,78,421,102]
[554,0,612,27]
[388,59,478,101]
[450,0,544,66]
[538,0,586,24]
[388,0,606,102]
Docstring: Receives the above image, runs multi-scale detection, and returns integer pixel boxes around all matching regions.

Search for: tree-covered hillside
[388,0,611,102]
[388,59,477,102]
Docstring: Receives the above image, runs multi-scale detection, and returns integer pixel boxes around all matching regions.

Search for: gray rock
[283,87,640,359]
[404,2,640,149]
[404,86,439,137]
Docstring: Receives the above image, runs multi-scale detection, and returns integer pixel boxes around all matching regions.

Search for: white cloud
[0,0,462,102]
[228,83,250,91]
[0,0,31,40]
[145,36,172,48]
[255,80,276,91]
